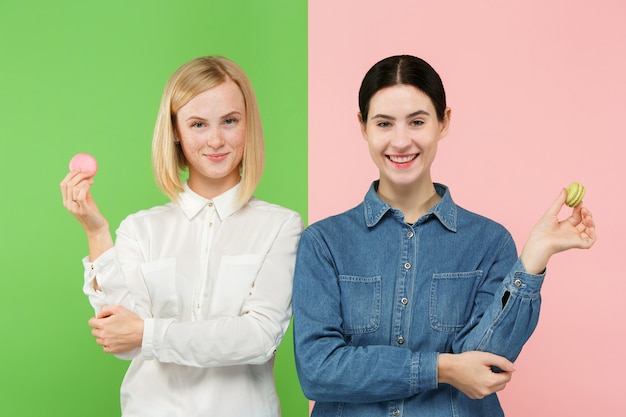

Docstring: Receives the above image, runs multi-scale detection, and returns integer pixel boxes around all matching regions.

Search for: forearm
[143,309,291,367]
[86,223,114,262]
[520,238,550,275]
[294,334,438,403]
[85,226,114,291]
[82,248,142,316]
[453,258,545,361]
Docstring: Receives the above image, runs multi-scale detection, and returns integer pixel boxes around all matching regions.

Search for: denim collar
[177,181,242,221]
[363,181,458,232]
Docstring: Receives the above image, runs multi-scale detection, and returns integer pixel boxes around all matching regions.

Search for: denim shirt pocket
[140,257,179,318]
[429,270,482,332]
[338,275,381,334]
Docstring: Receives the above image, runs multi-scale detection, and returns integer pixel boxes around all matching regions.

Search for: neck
[377,180,440,224]
[187,174,241,200]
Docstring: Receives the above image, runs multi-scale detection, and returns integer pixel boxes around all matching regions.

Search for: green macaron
[565,182,585,207]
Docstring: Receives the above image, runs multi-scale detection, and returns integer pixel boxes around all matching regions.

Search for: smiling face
[360,84,451,194]
[175,80,246,199]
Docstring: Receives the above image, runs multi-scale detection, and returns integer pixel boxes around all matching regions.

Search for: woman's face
[360,84,450,190]
[176,80,246,199]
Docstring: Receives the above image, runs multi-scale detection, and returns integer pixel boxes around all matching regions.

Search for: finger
[566,201,584,225]
[72,179,95,204]
[574,208,597,245]
[544,188,567,218]
[59,172,77,200]
[581,208,595,227]
[492,381,509,393]
[97,306,115,319]
[88,317,100,329]
[62,172,94,209]
[61,171,81,207]
[485,353,516,372]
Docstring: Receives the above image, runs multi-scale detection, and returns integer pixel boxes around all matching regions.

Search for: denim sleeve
[293,229,438,403]
[452,235,545,362]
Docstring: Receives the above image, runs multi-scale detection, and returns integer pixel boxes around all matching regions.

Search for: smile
[205,153,229,162]
[387,154,418,163]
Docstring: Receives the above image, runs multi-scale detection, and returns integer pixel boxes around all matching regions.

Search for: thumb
[97,305,115,319]
[486,353,516,372]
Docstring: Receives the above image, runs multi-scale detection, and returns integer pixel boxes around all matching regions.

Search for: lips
[205,153,229,162]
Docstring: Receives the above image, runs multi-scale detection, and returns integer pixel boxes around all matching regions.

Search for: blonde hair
[152,56,264,205]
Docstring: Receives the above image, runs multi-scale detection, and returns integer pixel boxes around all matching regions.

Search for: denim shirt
[293,182,545,417]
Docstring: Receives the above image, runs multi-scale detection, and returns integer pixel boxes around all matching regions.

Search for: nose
[390,125,411,149]
[205,128,225,149]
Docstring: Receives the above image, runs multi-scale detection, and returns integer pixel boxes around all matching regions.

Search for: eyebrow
[371,110,430,120]
[184,110,243,122]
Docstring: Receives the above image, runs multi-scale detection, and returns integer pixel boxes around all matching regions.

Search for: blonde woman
[61,56,302,417]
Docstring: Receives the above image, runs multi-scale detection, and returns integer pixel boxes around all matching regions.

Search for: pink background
[308,1,625,415]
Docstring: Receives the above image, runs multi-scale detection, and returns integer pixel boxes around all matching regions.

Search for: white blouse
[82,183,303,417]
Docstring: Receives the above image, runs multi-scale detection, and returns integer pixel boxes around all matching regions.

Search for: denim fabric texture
[293,182,545,417]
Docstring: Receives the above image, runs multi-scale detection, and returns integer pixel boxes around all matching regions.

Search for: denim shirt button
[401,297,408,305]
[397,336,405,345]
[406,230,414,238]
[404,262,411,270]
[514,278,523,287]
[392,408,400,416]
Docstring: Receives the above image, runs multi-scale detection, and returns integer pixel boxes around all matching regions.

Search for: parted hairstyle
[358,55,447,123]
[152,56,264,205]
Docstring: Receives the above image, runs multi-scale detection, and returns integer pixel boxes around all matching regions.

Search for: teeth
[389,154,417,163]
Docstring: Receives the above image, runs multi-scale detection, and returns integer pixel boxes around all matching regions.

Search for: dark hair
[358,55,447,122]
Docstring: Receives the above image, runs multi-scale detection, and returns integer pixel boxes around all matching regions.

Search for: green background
[0,0,308,415]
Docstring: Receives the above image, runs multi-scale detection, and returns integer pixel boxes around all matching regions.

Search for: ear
[438,107,452,140]
[357,112,367,141]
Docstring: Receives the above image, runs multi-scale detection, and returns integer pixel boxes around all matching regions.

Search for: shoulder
[247,197,301,218]
[453,204,515,254]
[244,197,303,229]
[455,204,510,234]
[303,204,363,239]
[117,201,178,230]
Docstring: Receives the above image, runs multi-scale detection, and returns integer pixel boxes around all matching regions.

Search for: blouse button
[208,202,213,208]
[406,230,414,238]
[401,297,409,305]
[404,262,411,270]
[397,336,405,345]
[514,279,523,287]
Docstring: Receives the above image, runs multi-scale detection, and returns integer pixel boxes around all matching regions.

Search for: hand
[438,351,515,399]
[60,170,108,235]
[60,170,113,263]
[88,305,144,354]
[521,188,597,274]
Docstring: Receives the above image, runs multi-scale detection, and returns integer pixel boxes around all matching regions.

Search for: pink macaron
[69,153,98,178]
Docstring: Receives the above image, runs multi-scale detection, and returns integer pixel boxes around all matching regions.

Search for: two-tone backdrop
[2,1,624,416]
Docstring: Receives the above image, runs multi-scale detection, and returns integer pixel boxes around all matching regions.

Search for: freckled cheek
[227,132,246,155]
[179,136,207,158]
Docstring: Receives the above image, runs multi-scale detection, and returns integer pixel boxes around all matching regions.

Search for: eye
[410,119,424,126]
[191,121,205,128]
[224,118,236,125]
[376,121,391,128]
